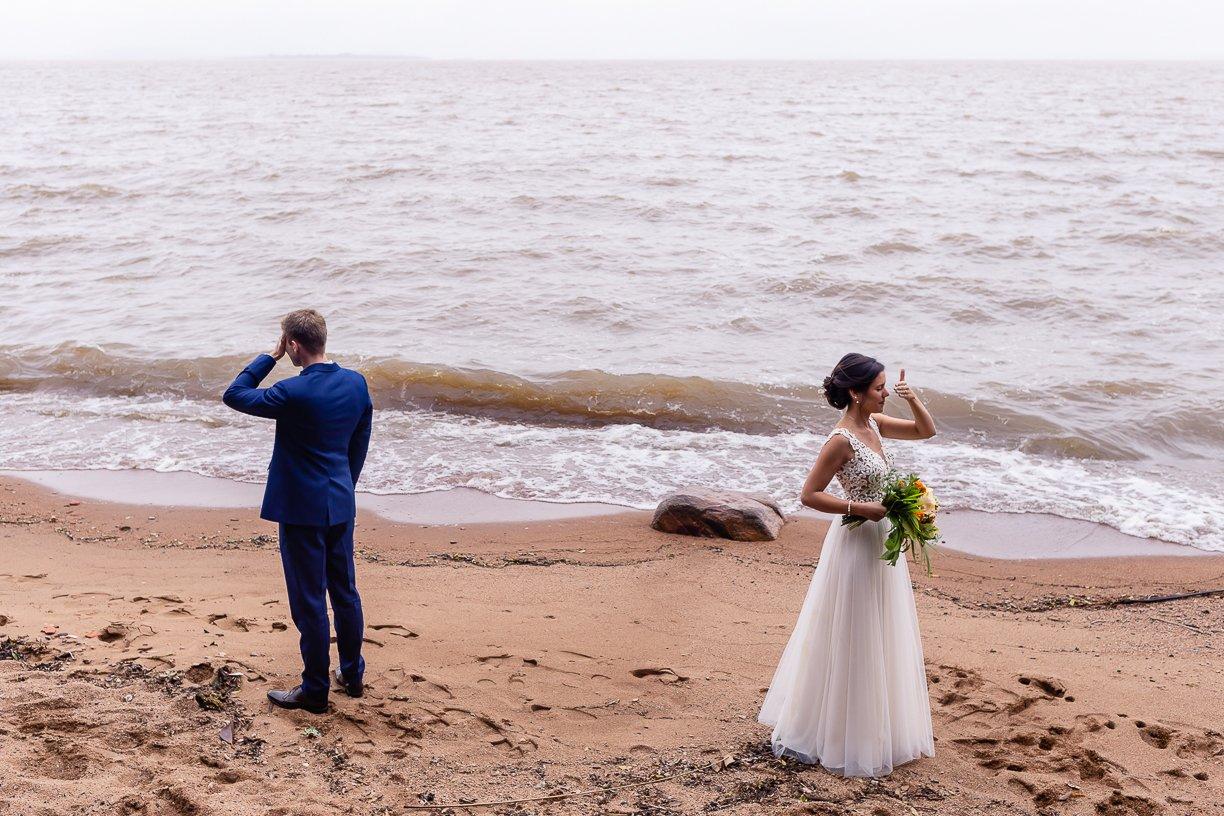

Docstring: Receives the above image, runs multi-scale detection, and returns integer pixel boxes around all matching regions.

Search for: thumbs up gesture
[893,368,916,401]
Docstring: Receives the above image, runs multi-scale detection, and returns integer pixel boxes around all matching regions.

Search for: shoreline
[0,468,631,524]
[1,466,1215,560]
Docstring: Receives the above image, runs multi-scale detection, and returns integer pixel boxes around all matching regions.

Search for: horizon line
[4,55,1224,63]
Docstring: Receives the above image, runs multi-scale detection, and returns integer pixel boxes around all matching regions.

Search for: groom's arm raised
[222,354,290,419]
[348,386,373,486]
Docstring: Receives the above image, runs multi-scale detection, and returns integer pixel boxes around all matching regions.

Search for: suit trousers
[277,519,365,697]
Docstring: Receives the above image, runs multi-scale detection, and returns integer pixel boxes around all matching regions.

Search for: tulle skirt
[758,516,935,777]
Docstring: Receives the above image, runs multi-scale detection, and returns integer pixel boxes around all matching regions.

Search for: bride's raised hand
[878,367,938,439]
[893,368,916,401]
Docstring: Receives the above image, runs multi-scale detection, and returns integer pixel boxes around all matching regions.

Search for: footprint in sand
[630,666,689,683]
[184,662,215,684]
[130,595,194,618]
[386,667,452,699]
[34,738,91,781]
[1174,729,1224,760]
[938,664,1141,799]
[1018,673,1067,698]
[1137,722,1175,749]
[1133,720,1224,759]
[104,727,151,751]
[50,590,122,605]
[369,623,419,639]
[431,706,532,754]
[1074,713,1117,733]
[156,787,205,816]
[932,664,984,699]
[207,614,264,632]
[476,653,585,682]
[1094,791,1163,816]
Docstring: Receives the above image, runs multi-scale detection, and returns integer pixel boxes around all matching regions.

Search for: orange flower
[914,479,927,493]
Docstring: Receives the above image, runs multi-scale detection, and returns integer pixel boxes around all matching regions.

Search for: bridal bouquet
[842,471,940,575]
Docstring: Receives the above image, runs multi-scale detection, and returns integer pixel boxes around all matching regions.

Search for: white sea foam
[0,393,1219,553]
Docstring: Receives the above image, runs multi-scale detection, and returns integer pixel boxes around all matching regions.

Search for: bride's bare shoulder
[820,430,853,459]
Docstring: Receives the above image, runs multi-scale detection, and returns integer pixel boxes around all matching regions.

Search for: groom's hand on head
[271,333,287,361]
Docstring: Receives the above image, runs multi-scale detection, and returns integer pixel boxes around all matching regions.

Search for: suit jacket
[223,354,373,526]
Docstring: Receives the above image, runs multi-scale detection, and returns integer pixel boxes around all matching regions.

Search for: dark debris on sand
[0,634,75,670]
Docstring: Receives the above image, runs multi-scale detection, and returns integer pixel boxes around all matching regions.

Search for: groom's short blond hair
[281,309,327,355]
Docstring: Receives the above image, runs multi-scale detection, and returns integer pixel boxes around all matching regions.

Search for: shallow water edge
[2,468,1214,560]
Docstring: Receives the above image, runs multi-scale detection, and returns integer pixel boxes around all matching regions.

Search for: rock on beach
[650,489,786,541]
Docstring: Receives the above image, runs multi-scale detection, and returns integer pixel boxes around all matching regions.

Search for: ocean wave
[343,165,437,182]
[642,176,694,187]
[1014,146,1101,161]
[803,205,879,221]
[360,360,817,433]
[0,235,81,258]
[865,241,923,255]
[255,208,307,222]
[949,306,997,324]
[936,232,980,246]
[0,394,1218,552]
[1016,169,1053,182]
[938,233,1054,260]
[1100,228,1223,252]
[6,182,129,200]
[1,344,1212,461]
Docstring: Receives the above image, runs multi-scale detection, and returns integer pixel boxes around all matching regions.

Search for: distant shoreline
[5,57,1224,64]
[255,53,429,60]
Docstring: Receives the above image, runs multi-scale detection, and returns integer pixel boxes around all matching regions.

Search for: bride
[758,352,938,777]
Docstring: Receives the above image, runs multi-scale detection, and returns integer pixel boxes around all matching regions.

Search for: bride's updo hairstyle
[822,353,884,410]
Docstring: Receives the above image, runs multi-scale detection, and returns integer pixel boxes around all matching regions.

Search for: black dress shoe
[333,668,364,698]
[267,685,328,714]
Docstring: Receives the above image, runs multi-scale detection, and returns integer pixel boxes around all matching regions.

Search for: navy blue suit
[223,354,372,697]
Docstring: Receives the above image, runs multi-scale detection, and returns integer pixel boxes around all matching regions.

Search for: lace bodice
[829,418,893,502]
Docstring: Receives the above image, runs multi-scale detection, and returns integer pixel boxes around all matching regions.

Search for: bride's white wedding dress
[758,418,934,777]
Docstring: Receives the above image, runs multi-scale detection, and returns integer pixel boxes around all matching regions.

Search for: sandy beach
[2,472,1222,816]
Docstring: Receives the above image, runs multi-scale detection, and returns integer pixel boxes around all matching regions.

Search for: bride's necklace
[838,412,882,452]
[839,411,873,433]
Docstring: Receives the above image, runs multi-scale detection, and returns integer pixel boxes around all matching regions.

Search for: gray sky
[3,0,1222,60]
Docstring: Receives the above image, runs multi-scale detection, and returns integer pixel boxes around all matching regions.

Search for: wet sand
[2,473,1222,815]
[4,468,1211,558]
[0,469,627,524]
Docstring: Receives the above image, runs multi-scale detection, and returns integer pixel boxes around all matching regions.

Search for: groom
[222,309,373,714]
